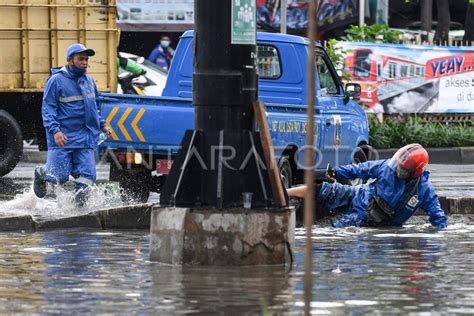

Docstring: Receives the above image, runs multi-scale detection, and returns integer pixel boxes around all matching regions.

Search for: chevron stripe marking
[105,106,119,140]
[131,108,146,142]
[118,107,133,141]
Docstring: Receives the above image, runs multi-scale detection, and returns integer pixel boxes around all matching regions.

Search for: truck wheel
[0,110,23,177]
[278,157,293,189]
[348,147,367,186]
[119,171,150,203]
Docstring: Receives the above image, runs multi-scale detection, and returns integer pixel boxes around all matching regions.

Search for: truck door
[315,50,353,167]
[257,42,324,173]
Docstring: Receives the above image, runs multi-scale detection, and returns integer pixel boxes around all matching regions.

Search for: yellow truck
[0,0,117,177]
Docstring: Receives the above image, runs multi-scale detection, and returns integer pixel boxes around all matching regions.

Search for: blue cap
[66,43,95,59]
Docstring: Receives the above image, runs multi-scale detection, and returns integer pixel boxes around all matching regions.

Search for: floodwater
[0,164,473,314]
[0,182,160,219]
[0,183,124,218]
[0,223,473,314]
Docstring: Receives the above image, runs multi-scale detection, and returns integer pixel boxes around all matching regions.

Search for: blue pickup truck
[99,31,370,202]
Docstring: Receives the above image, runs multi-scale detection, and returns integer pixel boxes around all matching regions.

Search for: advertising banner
[257,0,359,32]
[117,0,360,33]
[338,42,474,113]
[117,0,194,31]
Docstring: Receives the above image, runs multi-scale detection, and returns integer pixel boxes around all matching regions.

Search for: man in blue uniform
[147,35,174,71]
[287,144,448,228]
[33,43,110,207]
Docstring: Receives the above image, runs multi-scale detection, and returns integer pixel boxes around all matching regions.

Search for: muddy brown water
[0,164,473,313]
[0,221,473,314]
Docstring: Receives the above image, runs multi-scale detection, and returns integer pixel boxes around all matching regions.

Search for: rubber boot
[75,187,90,208]
[33,166,47,198]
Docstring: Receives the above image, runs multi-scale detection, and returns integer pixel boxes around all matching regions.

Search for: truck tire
[0,110,23,177]
[119,171,151,204]
[278,156,293,189]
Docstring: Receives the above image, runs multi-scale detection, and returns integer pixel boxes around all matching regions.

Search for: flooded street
[0,162,473,313]
[0,224,472,314]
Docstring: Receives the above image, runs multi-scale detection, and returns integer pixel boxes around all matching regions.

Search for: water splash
[0,182,124,218]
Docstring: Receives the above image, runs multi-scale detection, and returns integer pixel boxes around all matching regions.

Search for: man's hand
[326,163,336,183]
[102,126,112,139]
[54,131,68,147]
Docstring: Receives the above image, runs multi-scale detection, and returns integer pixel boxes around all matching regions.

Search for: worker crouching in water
[287,144,448,228]
[33,43,111,207]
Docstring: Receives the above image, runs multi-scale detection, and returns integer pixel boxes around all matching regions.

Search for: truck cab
[161,31,368,172]
[99,31,369,202]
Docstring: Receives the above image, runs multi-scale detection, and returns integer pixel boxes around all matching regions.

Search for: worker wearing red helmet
[288,144,448,228]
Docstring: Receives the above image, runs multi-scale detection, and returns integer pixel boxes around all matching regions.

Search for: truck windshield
[316,55,339,96]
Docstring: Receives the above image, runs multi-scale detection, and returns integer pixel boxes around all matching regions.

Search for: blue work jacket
[42,67,105,149]
[320,160,448,228]
[147,45,174,70]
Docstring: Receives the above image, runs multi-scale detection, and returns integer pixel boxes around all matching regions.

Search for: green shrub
[342,24,403,43]
[368,115,474,148]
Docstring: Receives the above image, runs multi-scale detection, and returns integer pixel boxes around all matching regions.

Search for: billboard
[257,0,360,32]
[116,0,361,33]
[117,0,194,32]
[339,42,474,113]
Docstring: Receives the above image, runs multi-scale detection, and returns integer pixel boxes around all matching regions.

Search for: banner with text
[338,42,474,113]
[116,0,360,32]
[117,0,194,31]
[257,0,359,32]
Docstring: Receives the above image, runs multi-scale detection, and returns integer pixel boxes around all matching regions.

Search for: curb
[0,197,473,232]
[20,150,102,164]
[0,203,155,232]
[374,147,474,164]
[20,150,47,163]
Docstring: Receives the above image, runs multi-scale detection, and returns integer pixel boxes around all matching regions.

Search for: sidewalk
[375,147,474,164]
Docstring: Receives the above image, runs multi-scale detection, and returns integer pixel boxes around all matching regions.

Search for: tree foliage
[324,39,351,82]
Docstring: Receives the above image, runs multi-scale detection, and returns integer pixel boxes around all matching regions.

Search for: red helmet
[390,144,429,179]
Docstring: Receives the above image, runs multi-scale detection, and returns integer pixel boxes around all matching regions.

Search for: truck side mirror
[344,83,361,104]
[345,83,361,97]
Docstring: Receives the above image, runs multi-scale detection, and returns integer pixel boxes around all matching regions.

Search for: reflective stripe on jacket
[42,66,105,149]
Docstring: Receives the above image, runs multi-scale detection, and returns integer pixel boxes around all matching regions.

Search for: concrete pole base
[150,206,295,266]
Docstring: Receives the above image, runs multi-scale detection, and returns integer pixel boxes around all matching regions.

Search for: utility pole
[151,0,294,266]
[421,0,433,42]
[160,0,272,208]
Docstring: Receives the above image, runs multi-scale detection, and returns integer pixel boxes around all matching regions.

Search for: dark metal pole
[193,0,257,132]
[160,0,276,209]
[421,0,433,42]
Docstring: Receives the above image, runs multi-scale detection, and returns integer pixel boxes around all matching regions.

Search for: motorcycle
[117,72,156,96]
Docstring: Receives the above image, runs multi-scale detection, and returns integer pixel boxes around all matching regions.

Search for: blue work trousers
[317,182,366,227]
[45,148,96,190]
